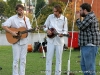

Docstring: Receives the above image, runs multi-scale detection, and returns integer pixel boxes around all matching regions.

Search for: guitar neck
[63,34,70,37]
[56,33,70,37]
[20,28,35,34]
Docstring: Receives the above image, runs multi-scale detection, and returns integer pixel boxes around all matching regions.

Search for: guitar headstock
[28,25,46,32]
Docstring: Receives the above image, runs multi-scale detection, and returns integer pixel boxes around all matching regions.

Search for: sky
[21,0,25,3]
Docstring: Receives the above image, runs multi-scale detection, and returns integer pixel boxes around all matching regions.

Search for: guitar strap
[62,16,65,31]
[23,16,28,29]
[23,16,28,37]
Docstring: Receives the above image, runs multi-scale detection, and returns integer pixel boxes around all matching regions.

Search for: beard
[54,14,57,17]
[80,12,86,17]
[18,13,22,16]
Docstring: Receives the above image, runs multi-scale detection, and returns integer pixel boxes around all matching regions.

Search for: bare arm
[2,26,17,36]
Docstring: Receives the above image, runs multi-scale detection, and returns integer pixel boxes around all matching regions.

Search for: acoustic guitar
[6,27,35,44]
[47,28,70,38]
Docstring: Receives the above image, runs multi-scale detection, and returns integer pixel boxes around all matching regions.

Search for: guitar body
[6,27,28,44]
[47,28,70,38]
[47,28,57,38]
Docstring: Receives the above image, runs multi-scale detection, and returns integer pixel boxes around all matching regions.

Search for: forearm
[2,26,13,34]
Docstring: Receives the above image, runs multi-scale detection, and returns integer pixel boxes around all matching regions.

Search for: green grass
[0,46,100,75]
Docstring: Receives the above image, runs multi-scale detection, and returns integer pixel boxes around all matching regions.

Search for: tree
[64,1,79,31]
[0,0,7,31]
[32,1,79,32]
[4,0,22,17]
[34,1,78,31]
[38,1,65,25]
[35,0,45,18]
[0,0,7,15]
[31,1,66,32]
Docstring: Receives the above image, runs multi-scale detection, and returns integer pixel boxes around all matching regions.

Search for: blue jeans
[80,46,98,75]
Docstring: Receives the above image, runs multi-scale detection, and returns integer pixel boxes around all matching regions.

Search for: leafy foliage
[5,0,22,17]
[33,1,79,31]
[35,1,65,27]
[0,0,7,31]
[0,0,7,15]
[35,0,46,18]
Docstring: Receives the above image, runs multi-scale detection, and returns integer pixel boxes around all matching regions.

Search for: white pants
[12,43,27,75]
[46,43,63,75]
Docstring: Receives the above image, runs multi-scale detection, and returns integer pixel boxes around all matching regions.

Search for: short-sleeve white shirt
[2,14,32,45]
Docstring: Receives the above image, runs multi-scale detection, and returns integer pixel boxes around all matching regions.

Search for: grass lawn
[0,46,100,75]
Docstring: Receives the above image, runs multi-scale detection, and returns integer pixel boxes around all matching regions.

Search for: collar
[86,11,94,16]
[16,14,24,19]
[53,14,64,20]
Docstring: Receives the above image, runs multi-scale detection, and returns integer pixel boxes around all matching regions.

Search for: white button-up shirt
[2,14,32,45]
[44,14,68,45]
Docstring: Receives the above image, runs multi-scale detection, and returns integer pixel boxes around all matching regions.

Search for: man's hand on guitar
[11,31,18,36]
[58,34,63,37]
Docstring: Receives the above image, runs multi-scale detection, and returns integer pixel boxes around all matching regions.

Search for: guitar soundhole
[47,28,57,38]
[13,31,21,39]
[13,36,20,39]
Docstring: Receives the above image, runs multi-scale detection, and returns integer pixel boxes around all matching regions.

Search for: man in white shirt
[2,4,32,75]
[44,4,68,75]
